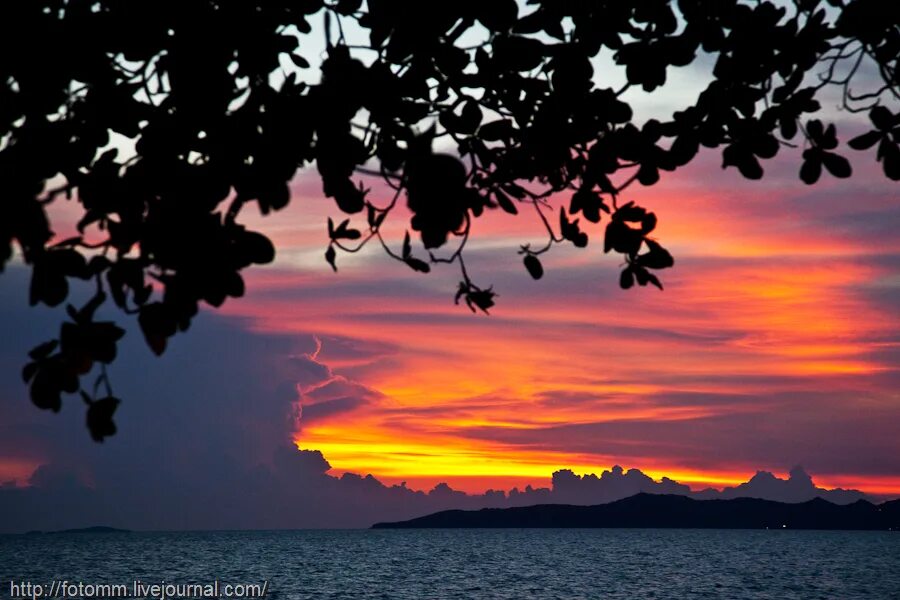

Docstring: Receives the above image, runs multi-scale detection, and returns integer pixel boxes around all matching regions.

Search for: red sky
[1,79,897,499]
[1,4,898,535]
[206,145,900,495]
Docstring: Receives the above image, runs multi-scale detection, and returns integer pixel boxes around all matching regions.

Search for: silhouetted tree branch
[1,0,898,439]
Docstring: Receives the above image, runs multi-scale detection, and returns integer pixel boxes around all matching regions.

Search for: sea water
[2,529,898,599]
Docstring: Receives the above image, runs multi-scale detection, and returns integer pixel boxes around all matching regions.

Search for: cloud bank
[0,280,875,532]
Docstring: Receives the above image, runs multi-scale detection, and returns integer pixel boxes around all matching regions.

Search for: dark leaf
[86,396,120,442]
[848,130,881,150]
[467,288,496,314]
[28,340,59,361]
[405,257,431,273]
[638,239,675,269]
[821,152,851,178]
[753,134,779,159]
[458,101,483,134]
[494,189,518,215]
[634,266,651,286]
[604,220,642,256]
[30,263,69,307]
[244,231,276,264]
[614,202,647,222]
[807,119,824,141]
[821,123,838,149]
[570,188,605,223]
[800,152,822,184]
[524,255,543,280]
[480,119,514,141]
[883,143,900,180]
[334,180,366,214]
[454,282,468,306]
[29,368,63,412]
[870,106,893,130]
[637,163,660,185]
[138,303,177,356]
[560,208,589,248]
[723,146,763,180]
[289,53,310,69]
[332,219,362,240]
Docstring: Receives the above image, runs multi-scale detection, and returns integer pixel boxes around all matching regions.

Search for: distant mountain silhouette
[24,525,130,535]
[373,493,900,530]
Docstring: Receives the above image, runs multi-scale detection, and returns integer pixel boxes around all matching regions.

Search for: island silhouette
[373,493,900,530]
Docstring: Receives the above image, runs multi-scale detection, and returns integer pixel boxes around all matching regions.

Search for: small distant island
[373,493,900,530]
[24,526,131,535]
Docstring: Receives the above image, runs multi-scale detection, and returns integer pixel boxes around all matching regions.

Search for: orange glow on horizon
[212,166,900,500]
[298,436,900,497]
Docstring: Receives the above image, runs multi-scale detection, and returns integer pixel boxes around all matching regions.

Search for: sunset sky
[207,137,900,496]
[2,123,899,503]
[1,12,898,516]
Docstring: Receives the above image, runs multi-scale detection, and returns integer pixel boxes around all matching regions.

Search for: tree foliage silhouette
[2,0,898,440]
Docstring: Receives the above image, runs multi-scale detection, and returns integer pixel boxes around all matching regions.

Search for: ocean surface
[2,529,899,600]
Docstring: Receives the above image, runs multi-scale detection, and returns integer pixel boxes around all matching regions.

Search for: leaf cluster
[1,0,897,438]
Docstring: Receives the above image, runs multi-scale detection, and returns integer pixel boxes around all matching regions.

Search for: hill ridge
[372,493,900,530]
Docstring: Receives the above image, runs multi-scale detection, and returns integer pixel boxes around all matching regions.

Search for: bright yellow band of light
[223,183,900,498]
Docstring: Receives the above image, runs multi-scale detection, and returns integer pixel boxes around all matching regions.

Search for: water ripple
[2,529,898,600]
